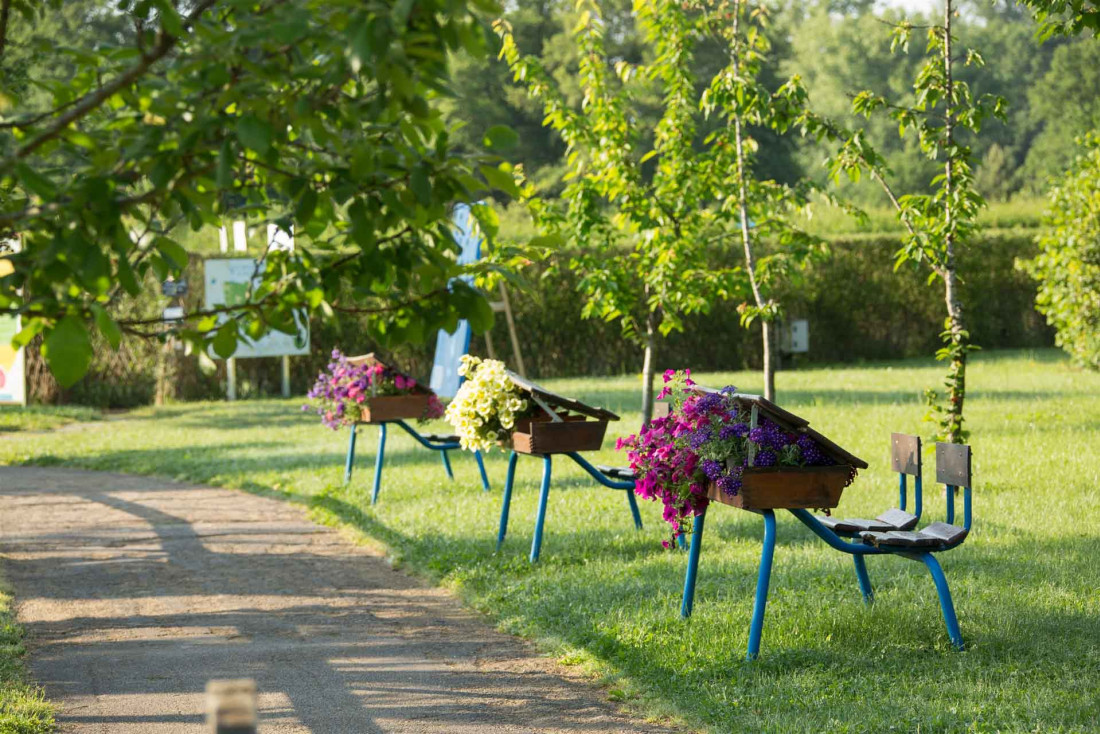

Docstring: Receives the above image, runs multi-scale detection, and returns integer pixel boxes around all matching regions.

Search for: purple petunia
[701,459,724,481]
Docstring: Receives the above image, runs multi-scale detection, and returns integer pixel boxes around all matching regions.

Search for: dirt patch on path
[0,467,675,733]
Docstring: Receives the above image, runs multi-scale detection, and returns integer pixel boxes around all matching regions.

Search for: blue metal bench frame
[495,450,643,563]
[679,442,973,660]
[344,421,490,504]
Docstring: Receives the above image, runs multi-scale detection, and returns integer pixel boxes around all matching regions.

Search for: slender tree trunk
[640,310,657,427]
[729,0,775,402]
[941,0,967,444]
[762,319,776,401]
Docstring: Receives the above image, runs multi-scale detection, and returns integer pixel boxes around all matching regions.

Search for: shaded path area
[0,467,671,733]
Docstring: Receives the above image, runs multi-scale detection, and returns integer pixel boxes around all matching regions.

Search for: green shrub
[1021,133,1100,371]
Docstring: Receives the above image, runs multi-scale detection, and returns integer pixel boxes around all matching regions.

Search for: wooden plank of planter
[359,394,435,424]
[507,371,619,421]
[512,419,609,455]
[706,465,852,510]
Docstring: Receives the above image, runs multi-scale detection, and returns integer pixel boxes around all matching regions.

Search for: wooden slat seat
[422,433,460,443]
[919,521,968,545]
[859,530,939,547]
[595,465,635,481]
[819,507,918,534]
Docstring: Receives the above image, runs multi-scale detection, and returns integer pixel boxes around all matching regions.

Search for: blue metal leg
[747,509,777,661]
[919,552,964,650]
[626,490,643,530]
[475,450,490,492]
[344,423,358,484]
[440,449,454,480]
[529,455,553,563]
[680,510,707,618]
[496,451,519,551]
[853,554,874,603]
[677,533,687,550]
[370,423,387,505]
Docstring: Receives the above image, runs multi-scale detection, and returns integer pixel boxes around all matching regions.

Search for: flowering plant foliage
[445,355,531,452]
[305,349,443,430]
[618,369,837,546]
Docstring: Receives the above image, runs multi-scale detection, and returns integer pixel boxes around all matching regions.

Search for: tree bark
[762,319,776,402]
[640,311,657,427]
[941,0,968,444]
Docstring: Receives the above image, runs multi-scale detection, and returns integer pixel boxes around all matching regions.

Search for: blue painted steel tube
[440,449,454,479]
[853,555,874,603]
[746,510,777,661]
[496,451,519,551]
[898,473,907,511]
[919,551,965,650]
[914,475,923,519]
[529,455,553,563]
[946,485,956,525]
[563,452,634,489]
[370,423,387,505]
[344,423,358,484]
[680,509,707,618]
[475,451,491,492]
[393,420,460,450]
[626,491,643,530]
[963,486,972,530]
[788,509,884,555]
[676,533,688,550]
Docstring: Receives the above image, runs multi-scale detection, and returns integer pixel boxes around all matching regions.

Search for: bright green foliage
[1018,0,1100,38]
[0,0,512,386]
[1022,133,1100,370]
[498,0,824,412]
[811,1,1007,444]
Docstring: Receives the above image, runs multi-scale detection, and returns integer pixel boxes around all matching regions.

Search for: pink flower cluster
[305,349,444,429]
[618,369,835,547]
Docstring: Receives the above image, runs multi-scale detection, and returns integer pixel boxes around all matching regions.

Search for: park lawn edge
[0,574,56,734]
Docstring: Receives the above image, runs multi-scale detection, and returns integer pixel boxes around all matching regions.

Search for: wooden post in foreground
[206,679,257,734]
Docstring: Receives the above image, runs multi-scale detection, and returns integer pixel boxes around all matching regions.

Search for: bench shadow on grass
[2,471,667,733]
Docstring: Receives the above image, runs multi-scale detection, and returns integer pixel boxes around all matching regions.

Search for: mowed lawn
[2,349,1098,733]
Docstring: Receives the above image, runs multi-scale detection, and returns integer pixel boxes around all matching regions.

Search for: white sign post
[0,238,26,406]
[205,225,308,401]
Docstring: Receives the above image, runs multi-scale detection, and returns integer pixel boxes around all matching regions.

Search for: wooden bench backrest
[890,433,921,476]
[936,442,972,487]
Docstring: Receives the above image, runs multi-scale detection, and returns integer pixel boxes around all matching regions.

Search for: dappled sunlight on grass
[3,349,1099,732]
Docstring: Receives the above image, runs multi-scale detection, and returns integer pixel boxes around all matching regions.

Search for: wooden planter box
[510,414,609,455]
[707,465,852,510]
[358,393,435,424]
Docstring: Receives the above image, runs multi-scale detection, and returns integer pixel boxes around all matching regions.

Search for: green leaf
[479,164,518,197]
[216,140,234,188]
[236,115,272,154]
[410,166,432,205]
[295,187,318,226]
[91,304,122,350]
[42,316,93,387]
[482,125,518,151]
[155,238,189,270]
[211,321,238,359]
[14,163,57,199]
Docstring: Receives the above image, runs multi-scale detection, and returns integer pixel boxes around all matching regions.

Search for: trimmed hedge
[30,230,1053,406]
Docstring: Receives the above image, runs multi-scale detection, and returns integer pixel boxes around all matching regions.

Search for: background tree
[816,0,1006,443]
[1021,133,1100,370]
[0,0,513,386]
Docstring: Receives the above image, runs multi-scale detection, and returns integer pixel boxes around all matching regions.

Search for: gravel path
[0,467,673,733]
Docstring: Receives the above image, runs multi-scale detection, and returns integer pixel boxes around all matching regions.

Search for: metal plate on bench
[936,443,972,487]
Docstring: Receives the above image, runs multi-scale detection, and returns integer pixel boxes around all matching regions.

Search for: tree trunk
[762,319,776,402]
[640,311,657,427]
[940,0,967,444]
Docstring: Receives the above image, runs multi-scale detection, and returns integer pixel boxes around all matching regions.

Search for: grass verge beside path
[0,406,100,434]
[2,349,1099,732]
[0,579,54,734]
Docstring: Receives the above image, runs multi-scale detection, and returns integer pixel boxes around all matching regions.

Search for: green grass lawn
[2,349,1098,732]
[0,579,55,734]
[0,405,100,434]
